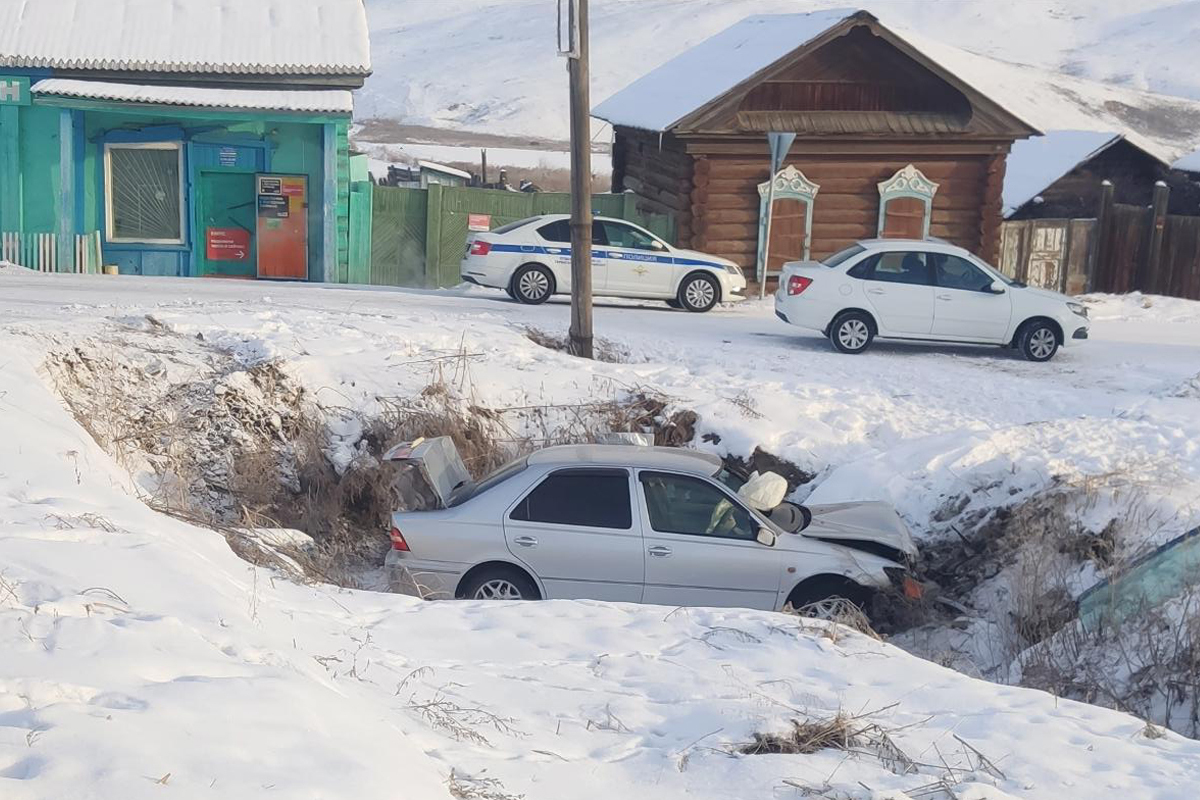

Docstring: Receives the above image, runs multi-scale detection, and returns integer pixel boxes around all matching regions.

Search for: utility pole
[562,0,593,359]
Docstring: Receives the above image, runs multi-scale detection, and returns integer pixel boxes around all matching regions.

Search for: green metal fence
[363,184,677,288]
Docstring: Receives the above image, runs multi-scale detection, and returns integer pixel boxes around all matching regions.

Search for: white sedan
[774,239,1091,361]
[460,213,747,312]
[383,438,921,614]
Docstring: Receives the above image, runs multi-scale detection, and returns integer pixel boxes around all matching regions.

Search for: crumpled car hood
[799,501,918,559]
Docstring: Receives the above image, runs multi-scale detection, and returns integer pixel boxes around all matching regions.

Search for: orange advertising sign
[256,174,308,279]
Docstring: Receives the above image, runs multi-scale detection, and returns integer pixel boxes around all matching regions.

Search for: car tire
[678,273,720,312]
[1017,320,1059,362]
[829,311,874,354]
[511,265,555,304]
[459,566,539,601]
[786,575,873,614]
[665,298,683,309]
[503,285,516,300]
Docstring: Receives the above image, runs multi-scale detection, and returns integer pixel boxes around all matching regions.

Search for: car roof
[527,444,722,475]
[518,213,637,225]
[854,238,969,255]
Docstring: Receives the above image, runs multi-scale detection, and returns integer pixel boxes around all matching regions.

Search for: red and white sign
[467,213,492,232]
[206,228,250,261]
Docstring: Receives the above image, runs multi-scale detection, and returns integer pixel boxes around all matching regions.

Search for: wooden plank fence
[1000,181,1200,300]
[1,231,103,274]
[367,185,677,288]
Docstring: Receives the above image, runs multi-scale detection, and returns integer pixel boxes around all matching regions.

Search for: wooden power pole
[564,0,593,359]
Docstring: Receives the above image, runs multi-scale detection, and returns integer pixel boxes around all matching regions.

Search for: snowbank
[3,273,1200,796]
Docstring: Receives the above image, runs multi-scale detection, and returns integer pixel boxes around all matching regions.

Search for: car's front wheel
[511,264,555,304]
[678,273,720,312]
[1017,320,1060,362]
[829,311,875,354]
[460,566,539,601]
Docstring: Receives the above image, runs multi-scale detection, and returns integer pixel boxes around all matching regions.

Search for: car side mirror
[755,527,777,547]
[651,240,667,251]
[988,280,1006,294]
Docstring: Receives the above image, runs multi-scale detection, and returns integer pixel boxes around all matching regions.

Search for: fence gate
[998,218,1094,293]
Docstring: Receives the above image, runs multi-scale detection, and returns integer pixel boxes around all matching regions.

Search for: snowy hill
[358,0,1200,157]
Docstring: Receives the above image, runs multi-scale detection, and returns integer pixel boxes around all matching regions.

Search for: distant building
[1005,131,1200,219]
[0,0,370,280]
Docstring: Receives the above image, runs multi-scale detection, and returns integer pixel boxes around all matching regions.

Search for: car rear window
[492,217,538,235]
[537,220,571,242]
[822,244,865,268]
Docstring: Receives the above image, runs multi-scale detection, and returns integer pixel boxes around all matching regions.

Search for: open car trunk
[383,437,474,510]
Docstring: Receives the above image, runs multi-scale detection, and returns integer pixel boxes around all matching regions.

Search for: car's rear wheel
[511,265,554,304]
[1017,320,1059,362]
[829,311,874,354]
[678,273,719,312]
[460,566,539,601]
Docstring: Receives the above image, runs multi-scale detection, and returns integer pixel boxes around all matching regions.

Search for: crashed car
[384,437,921,613]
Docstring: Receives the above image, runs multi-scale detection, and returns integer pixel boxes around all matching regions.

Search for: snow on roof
[1174,148,1200,172]
[0,0,370,76]
[1002,130,1123,216]
[417,160,472,180]
[593,10,856,132]
[32,79,353,115]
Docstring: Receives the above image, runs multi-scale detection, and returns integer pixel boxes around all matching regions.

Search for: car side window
[934,254,994,292]
[601,221,661,251]
[537,220,571,243]
[639,471,757,541]
[592,220,609,246]
[854,251,932,286]
[510,468,631,530]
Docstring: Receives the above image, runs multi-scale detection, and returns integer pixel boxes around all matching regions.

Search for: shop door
[197,171,257,278]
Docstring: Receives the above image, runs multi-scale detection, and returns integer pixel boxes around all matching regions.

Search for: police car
[460,214,746,312]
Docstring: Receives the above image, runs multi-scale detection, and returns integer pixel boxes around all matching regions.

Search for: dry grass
[740,712,862,756]
[523,326,630,364]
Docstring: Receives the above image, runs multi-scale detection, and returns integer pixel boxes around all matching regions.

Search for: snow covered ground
[359,0,1200,152]
[3,270,1200,798]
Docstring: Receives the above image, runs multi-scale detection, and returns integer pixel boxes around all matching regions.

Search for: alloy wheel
[473,579,523,600]
[684,277,716,309]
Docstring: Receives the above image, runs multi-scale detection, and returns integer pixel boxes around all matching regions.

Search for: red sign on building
[206,228,250,261]
[467,213,492,232]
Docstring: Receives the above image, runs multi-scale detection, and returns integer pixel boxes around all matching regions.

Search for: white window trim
[103,142,186,246]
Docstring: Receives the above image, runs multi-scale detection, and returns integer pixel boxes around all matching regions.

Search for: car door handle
[866,288,885,295]
[513,536,538,548]
[936,294,953,301]
[648,546,672,558]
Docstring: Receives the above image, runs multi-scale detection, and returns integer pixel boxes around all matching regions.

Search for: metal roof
[0,0,370,76]
[33,79,353,114]
[527,445,722,475]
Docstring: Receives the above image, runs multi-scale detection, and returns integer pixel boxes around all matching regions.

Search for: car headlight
[724,264,741,276]
[1067,302,1088,318]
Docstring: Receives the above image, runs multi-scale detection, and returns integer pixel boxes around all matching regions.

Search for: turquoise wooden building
[0,0,370,281]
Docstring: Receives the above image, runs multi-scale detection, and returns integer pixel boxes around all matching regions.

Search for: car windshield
[967,254,1022,287]
[715,468,747,493]
[821,244,865,268]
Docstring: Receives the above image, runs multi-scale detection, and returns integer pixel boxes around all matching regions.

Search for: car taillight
[787,275,813,296]
[470,240,491,256]
[389,526,410,552]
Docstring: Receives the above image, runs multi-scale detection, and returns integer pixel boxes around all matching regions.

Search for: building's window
[104,143,185,244]
[876,164,939,240]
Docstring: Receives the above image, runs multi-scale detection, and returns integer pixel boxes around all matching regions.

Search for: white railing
[1,231,104,274]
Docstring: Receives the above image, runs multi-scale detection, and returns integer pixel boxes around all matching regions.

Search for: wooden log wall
[612,128,696,245]
[688,154,994,270]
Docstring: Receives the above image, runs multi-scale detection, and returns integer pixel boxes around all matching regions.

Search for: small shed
[593,10,1038,282]
[1005,131,1200,219]
[0,0,370,281]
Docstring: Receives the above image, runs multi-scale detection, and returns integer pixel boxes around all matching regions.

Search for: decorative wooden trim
[757,165,820,274]
[877,163,938,238]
